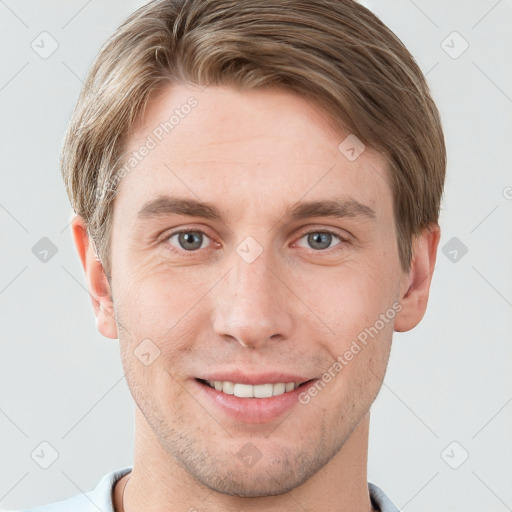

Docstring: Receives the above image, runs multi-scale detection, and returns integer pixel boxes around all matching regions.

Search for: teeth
[234,383,253,398]
[222,381,235,395]
[254,383,274,398]
[205,380,301,398]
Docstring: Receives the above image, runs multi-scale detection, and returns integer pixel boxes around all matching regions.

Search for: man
[21,0,445,510]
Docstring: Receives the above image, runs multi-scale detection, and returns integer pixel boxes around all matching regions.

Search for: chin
[194,465,308,497]
[177,440,330,498]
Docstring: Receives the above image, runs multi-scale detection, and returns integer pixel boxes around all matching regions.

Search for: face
[105,84,407,496]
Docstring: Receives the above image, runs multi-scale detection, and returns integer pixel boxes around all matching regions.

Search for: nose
[212,250,294,349]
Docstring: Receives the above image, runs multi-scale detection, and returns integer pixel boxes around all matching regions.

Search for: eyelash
[162,227,349,257]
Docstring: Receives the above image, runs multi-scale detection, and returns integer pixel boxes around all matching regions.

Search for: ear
[71,215,118,339]
[394,223,440,332]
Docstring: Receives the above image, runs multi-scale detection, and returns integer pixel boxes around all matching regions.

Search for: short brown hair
[61,0,446,278]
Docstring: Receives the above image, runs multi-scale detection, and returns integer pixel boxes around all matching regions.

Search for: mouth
[196,378,314,398]
[193,375,319,423]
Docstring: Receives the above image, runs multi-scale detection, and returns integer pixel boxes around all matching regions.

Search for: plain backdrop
[1,1,511,511]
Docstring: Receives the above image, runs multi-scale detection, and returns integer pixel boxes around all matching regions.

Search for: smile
[201,380,301,398]
[194,373,317,423]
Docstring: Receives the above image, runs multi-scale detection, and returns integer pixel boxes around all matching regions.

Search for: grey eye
[297,231,342,251]
[169,231,210,251]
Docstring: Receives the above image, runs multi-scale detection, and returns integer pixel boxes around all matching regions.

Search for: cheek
[300,262,398,395]
[120,345,187,427]
[115,258,208,331]
[306,261,396,341]
[114,265,215,378]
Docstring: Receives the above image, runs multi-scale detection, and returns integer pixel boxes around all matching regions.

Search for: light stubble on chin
[125,363,376,498]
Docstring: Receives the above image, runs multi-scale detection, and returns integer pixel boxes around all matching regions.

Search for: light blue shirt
[17,466,400,511]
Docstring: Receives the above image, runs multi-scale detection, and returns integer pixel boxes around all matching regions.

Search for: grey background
[1,0,511,510]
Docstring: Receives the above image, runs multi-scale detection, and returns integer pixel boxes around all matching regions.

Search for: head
[67,0,445,498]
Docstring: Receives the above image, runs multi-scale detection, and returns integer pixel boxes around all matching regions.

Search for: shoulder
[368,481,400,512]
[12,467,133,512]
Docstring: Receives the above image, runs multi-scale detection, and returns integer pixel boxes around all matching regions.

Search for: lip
[196,371,312,385]
[193,376,318,424]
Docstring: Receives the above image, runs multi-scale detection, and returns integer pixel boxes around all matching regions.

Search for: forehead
[116,84,392,225]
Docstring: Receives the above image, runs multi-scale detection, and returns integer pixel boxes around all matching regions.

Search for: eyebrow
[136,195,376,223]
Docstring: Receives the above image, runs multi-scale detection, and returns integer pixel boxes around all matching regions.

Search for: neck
[114,410,376,512]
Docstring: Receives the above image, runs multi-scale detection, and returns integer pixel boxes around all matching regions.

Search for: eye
[295,229,345,252]
[166,230,213,253]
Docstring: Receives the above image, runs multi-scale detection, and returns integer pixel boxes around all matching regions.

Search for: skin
[72,84,440,512]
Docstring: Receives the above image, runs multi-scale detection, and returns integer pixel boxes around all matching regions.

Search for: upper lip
[196,371,314,386]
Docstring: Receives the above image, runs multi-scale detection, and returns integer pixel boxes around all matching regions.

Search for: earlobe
[394,224,440,333]
[71,215,118,340]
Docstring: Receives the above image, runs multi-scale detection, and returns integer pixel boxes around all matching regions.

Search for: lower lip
[193,379,317,424]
